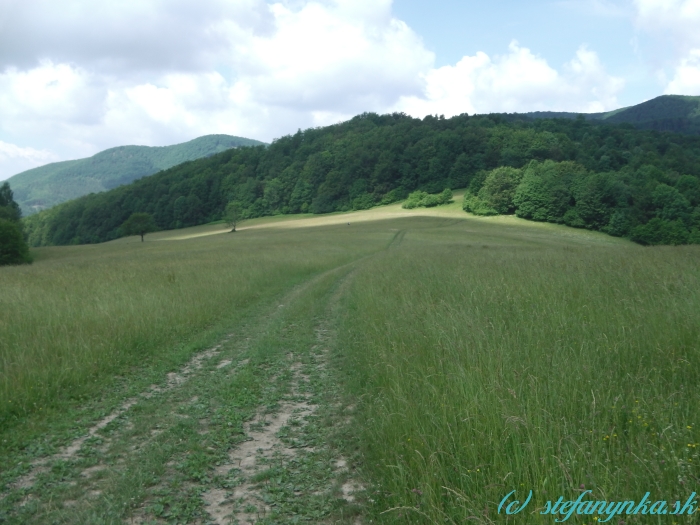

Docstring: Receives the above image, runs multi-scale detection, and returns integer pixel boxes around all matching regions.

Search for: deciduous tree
[121,212,156,242]
[0,219,32,265]
[0,182,31,265]
[224,201,244,232]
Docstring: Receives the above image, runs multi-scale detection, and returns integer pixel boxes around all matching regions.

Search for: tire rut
[2,261,370,524]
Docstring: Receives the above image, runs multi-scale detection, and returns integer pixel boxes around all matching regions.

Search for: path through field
[1,264,365,524]
[1,208,645,525]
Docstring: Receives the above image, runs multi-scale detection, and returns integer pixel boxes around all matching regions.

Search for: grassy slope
[339,227,700,523]
[1,202,698,523]
[7,134,265,216]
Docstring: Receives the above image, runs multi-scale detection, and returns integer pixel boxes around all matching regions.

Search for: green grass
[0,224,385,426]
[1,204,699,523]
[337,223,700,523]
[1,261,365,524]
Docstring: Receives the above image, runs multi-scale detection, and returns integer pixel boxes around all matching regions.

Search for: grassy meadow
[337,228,700,523]
[1,201,699,523]
[0,218,387,424]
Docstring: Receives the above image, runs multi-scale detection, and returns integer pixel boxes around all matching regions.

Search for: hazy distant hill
[525,95,700,135]
[7,134,265,215]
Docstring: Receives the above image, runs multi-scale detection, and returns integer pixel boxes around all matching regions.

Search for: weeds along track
[5,344,227,497]
[0,263,366,524]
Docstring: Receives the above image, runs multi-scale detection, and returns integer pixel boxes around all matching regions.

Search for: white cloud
[633,0,700,50]
[0,140,58,180]
[556,0,631,18]
[0,0,434,178]
[664,49,700,94]
[0,0,273,73]
[236,0,431,111]
[632,0,700,95]
[0,61,104,124]
[394,42,624,117]
[0,0,629,180]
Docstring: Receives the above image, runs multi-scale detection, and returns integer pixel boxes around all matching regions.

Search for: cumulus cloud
[0,0,434,179]
[0,140,58,180]
[556,0,631,18]
[664,49,700,95]
[0,0,629,180]
[633,0,700,50]
[0,0,273,73]
[632,0,700,95]
[394,42,624,117]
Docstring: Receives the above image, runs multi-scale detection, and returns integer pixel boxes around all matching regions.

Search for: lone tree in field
[224,200,244,232]
[121,212,156,242]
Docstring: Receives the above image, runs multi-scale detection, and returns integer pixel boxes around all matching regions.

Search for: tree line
[464,160,700,244]
[0,182,32,265]
[22,112,700,246]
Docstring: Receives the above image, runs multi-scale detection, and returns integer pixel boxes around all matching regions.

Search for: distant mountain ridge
[7,134,265,215]
[524,95,700,135]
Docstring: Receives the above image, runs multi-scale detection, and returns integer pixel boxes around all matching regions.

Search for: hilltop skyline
[1,0,699,180]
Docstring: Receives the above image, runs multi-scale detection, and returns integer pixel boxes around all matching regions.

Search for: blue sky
[0,0,699,180]
[393,0,665,106]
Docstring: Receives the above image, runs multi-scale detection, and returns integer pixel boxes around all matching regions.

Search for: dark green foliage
[21,111,700,247]
[0,219,32,265]
[402,189,453,209]
[120,212,157,242]
[0,182,22,222]
[568,172,613,229]
[0,182,31,265]
[652,184,692,225]
[463,166,523,216]
[224,201,244,232]
[527,95,700,135]
[7,135,265,216]
[630,218,690,245]
[513,161,586,222]
[462,193,498,216]
[477,166,523,214]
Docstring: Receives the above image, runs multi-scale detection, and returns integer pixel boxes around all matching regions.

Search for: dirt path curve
[5,344,227,498]
[202,266,364,524]
[1,263,366,525]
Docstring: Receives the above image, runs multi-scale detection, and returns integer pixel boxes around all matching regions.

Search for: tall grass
[0,226,384,425]
[339,235,700,523]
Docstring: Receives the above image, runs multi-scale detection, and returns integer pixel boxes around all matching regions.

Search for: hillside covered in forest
[526,95,700,135]
[7,134,265,216]
[22,112,700,247]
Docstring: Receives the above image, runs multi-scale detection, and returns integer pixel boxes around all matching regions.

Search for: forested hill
[23,112,700,247]
[7,134,265,216]
[526,95,700,135]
